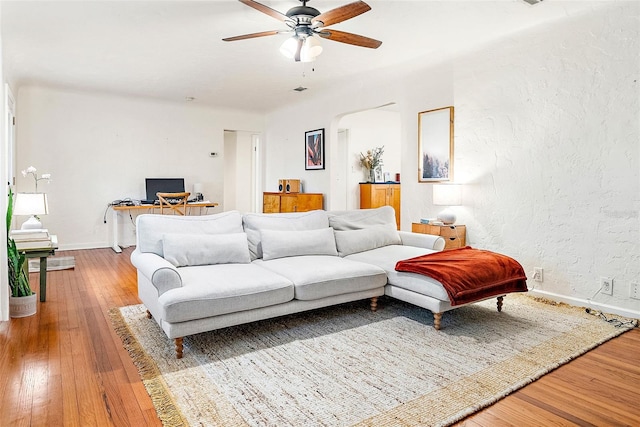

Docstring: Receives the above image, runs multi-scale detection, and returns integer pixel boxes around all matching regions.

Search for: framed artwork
[305,128,325,170]
[418,106,454,182]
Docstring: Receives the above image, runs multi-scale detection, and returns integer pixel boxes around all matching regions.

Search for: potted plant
[6,188,36,317]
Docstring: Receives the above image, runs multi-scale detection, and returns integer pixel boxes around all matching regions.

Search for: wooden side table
[16,235,58,302]
[411,223,466,250]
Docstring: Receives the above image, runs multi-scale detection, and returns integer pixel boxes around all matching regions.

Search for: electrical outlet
[600,277,613,295]
[533,267,543,282]
[631,282,640,300]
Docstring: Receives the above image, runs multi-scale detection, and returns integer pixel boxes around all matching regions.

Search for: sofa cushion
[137,210,244,257]
[243,210,329,260]
[328,206,397,230]
[254,256,387,301]
[334,224,401,257]
[345,245,449,301]
[261,228,338,260]
[158,263,294,323]
[163,232,250,267]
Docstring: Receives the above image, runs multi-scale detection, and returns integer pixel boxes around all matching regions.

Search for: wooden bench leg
[497,296,504,312]
[370,297,378,312]
[175,337,183,359]
[434,312,442,330]
[146,309,152,319]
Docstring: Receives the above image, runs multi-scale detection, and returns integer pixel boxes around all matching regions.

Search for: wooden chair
[157,192,190,216]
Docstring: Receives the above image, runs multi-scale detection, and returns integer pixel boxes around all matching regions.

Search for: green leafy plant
[6,188,33,297]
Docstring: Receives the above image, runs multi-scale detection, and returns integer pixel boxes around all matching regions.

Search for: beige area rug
[110,294,636,427]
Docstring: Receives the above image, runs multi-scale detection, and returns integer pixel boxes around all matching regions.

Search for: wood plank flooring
[0,247,638,426]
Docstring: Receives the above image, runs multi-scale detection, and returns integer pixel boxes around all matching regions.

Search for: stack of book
[10,229,52,250]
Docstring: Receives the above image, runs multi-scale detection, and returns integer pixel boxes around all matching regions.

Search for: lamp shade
[13,193,49,229]
[193,183,203,195]
[279,37,299,59]
[13,193,49,215]
[432,184,461,225]
[432,184,462,206]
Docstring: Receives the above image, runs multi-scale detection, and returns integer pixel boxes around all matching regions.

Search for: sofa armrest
[130,249,182,296]
[398,231,446,251]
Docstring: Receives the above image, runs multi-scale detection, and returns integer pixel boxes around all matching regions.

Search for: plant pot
[9,294,37,318]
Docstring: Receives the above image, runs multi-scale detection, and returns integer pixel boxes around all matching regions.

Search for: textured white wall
[452,2,639,313]
[264,3,639,315]
[15,86,263,249]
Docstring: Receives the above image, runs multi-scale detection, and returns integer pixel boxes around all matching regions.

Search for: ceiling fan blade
[319,29,382,49]
[222,30,280,42]
[312,1,371,27]
[238,0,288,22]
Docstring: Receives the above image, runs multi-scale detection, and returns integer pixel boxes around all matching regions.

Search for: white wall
[15,86,263,249]
[339,108,401,210]
[223,130,255,213]
[264,3,639,316]
[0,3,9,321]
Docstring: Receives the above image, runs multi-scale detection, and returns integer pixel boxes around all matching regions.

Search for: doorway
[223,130,261,213]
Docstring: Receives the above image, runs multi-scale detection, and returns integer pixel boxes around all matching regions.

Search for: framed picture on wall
[305,128,325,170]
[418,106,454,182]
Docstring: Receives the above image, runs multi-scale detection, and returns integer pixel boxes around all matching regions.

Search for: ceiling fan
[223,0,382,62]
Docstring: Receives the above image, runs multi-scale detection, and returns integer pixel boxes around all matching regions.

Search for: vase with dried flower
[359,146,384,183]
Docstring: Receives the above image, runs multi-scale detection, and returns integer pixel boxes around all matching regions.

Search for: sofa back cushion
[136,211,244,257]
[261,228,338,261]
[163,232,251,267]
[242,210,330,260]
[328,206,397,230]
[328,207,401,256]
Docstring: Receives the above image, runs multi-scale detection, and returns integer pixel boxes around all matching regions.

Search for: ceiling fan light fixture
[301,35,323,62]
[279,37,299,59]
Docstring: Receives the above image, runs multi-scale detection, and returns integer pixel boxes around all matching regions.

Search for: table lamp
[433,184,461,225]
[193,183,204,201]
[13,193,49,229]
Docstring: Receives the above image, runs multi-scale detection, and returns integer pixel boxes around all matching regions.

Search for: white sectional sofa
[131,206,456,358]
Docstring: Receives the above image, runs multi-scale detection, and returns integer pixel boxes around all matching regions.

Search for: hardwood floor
[1,247,638,426]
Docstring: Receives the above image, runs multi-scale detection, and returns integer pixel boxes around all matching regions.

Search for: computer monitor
[145,178,185,201]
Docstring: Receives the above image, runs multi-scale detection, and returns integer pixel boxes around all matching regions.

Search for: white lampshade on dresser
[433,184,462,225]
[13,193,49,229]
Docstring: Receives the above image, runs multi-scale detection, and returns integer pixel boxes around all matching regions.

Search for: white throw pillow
[261,228,338,261]
[242,210,330,260]
[162,232,251,267]
[334,224,401,257]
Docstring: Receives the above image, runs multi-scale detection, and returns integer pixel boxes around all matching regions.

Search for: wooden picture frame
[305,128,325,170]
[418,106,454,182]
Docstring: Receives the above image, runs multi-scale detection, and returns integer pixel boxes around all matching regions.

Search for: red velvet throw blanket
[395,246,528,306]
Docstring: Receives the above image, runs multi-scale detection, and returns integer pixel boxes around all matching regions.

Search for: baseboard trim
[529,289,640,320]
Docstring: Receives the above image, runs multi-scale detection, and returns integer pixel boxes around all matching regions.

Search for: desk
[110,202,219,253]
[16,235,58,302]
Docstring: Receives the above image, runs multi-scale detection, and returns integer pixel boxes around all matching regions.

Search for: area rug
[110,294,636,427]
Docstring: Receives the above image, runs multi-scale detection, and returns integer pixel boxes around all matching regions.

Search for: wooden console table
[110,202,218,253]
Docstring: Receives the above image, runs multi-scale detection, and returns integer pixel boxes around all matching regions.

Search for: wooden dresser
[411,223,466,250]
[263,192,324,213]
[359,183,401,229]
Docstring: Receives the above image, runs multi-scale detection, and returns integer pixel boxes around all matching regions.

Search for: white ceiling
[2,0,605,112]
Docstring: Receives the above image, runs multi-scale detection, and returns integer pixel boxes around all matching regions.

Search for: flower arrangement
[359,146,384,182]
[359,146,384,171]
[21,166,51,192]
